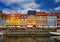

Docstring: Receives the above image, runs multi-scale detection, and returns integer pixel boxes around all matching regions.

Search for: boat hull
[49,32,60,36]
[0,32,3,36]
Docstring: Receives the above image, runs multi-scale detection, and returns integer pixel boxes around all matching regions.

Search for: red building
[56,13,60,28]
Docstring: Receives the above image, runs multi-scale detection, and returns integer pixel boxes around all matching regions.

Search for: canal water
[0,35,60,42]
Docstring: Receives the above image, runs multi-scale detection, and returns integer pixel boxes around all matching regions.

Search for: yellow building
[6,14,21,26]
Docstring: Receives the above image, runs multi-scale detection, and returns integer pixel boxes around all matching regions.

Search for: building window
[21,16,23,18]
[24,16,26,18]
[8,16,10,19]
[16,17,19,19]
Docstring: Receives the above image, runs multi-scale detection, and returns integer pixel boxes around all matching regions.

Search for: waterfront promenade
[0,27,49,37]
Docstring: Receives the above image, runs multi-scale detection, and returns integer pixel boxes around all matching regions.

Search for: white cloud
[2,9,28,14]
[2,9,16,14]
[0,0,40,13]
[2,8,49,14]
[0,0,39,9]
[54,6,60,11]
[54,0,60,3]
[17,10,28,14]
[22,2,40,9]
[0,0,32,5]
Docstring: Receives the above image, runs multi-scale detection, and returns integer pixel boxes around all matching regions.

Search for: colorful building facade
[36,12,47,28]
[20,14,27,28]
[0,10,6,26]
[27,10,36,27]
[47,16,57,26]
[0,10,60,28]
[27,15,36,27]
[56,13,60,28]
[6,14,21,26]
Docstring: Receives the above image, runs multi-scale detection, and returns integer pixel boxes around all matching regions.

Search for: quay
[5,31,49,37]
[0,28,49,37]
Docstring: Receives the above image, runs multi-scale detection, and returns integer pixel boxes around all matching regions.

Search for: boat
[49,29,60,36]
[0,32,3,36]
[49,32,60,36]
[0,32,3,39]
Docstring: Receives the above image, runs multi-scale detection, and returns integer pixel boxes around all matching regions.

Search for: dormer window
[8,16,10,19]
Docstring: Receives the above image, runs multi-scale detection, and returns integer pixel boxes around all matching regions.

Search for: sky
[0,0,60,14]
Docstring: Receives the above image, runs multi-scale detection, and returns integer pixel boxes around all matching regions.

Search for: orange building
[27,10,36,28]
[27,15,36,28]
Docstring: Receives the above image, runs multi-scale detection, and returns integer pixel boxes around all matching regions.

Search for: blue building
[0,18,6,26]
[47,16,57,26]
[0,10,6,26]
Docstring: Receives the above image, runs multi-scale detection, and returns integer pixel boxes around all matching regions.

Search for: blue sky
[0,0,60,13]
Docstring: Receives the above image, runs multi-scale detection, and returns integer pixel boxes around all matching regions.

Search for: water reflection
[50,36,60,42]
[0,35,6,42]
[0,35,60,42]
[6,37,36,42]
